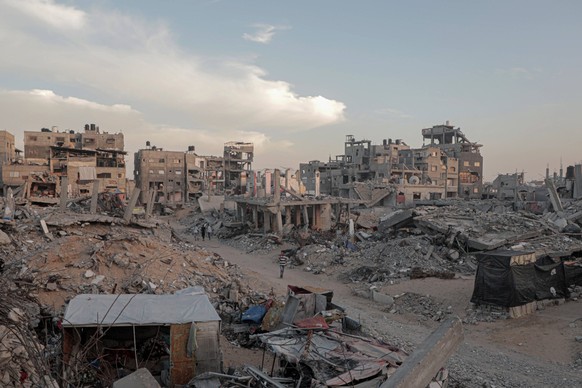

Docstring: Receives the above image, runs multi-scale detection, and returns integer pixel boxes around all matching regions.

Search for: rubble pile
[388,292,453,322]
[1,203,255,315]
[0,279,57,387]
[3,223,246,311]
[223,233,282,253]
[463,304,510,324]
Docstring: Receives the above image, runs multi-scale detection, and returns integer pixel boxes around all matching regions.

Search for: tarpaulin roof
[63,294,220,327]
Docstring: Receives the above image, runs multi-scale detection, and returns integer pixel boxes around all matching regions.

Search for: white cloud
[27,89,134,112]
[0,3,343,131]
[3,0,86,29]
[0,89,296,172]
[243,23,289,44]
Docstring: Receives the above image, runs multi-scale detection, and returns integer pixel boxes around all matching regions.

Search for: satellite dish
[408,176,420,185]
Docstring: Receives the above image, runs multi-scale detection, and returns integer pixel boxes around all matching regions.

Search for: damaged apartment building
[134,141,253,207]
[0,124,127,202]
[299,122,483,205]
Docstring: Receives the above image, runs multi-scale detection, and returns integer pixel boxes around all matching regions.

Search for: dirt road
[172,222,582,387]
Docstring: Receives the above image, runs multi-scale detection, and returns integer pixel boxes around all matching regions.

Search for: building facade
[0,124,126,200]
[299,123,483,204]
[421,123,483,198]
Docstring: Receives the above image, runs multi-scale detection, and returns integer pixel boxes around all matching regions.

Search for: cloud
[0,89,295,172]
[374,108,413,119]
[243,23,289,44]
[3,0,86,29]
[0,3,343,131]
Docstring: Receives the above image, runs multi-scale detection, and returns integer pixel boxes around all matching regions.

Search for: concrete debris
[0,279,57,387]
[112,368,161,388]
[0,229,10,245]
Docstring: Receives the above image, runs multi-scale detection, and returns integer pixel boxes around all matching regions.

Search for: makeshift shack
[471,250,571,317]
[62,293,221,387]
[255,327,408,386]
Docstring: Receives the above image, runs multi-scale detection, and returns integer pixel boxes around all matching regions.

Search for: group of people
[193,223,213,241]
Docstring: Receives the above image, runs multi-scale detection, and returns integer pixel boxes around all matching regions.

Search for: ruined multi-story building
[0,130,16,164]
[134,147,188,205]
[300,137,411,197]
[223,141,253,195]
[0,124,127,200]
[421,123,483,198]
[134,141,252,207]
[299,123,482,204]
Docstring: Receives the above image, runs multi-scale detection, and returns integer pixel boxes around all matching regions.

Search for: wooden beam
[381,317,463,388]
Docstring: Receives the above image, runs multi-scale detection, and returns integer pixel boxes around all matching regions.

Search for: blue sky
[0,0,581,180]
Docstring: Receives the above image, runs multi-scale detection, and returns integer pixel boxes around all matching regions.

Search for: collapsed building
[0,124,127,202]
[134,142,253,208]
[231,169,361,234]
[299,122,483,206]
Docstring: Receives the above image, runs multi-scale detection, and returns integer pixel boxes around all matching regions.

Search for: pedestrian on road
[207,225,213,240]
[278,252,289,278]
[192,226,199,241]
[200,224,207,241]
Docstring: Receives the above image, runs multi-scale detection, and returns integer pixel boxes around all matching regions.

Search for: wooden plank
[170,323,195,386]
[381,318,463,388]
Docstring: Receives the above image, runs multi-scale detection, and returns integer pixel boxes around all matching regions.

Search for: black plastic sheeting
[534,262,568,300]
[565,264,582,287]
[471,250,577,308]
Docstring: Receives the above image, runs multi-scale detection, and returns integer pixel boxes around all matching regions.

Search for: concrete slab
[112,368,160,388]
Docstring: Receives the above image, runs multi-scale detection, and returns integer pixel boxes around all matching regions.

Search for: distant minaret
[546,164,550,180]
[560,157,563,179]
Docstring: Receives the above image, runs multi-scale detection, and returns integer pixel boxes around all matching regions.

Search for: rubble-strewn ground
[1,200,582,387]
[171,205,582,388]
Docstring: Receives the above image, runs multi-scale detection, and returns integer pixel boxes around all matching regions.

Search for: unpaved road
[172,221,582,387]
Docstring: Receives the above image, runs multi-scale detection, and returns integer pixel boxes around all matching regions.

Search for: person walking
[278,252,289,278]
[207,225,213,240]
[200,224,206,241]
[192,225,199,241]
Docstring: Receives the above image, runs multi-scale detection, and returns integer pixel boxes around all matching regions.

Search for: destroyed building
[134,147,190,206]
[0,124,127,200]
[299,123,481,205]
[0,130,16,164]
[134,141,253,207]
[224,141,253,195]
[421,122,483,198]
[229,168,360,235]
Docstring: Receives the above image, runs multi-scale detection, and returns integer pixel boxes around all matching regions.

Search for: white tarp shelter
[63,293,220,327]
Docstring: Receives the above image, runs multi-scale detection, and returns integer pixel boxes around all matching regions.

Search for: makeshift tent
[62,293,221,386]
[565,263,582,287]
[471,250,537,307]
[471,250,570,308]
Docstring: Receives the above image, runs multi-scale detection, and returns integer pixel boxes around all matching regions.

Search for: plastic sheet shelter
[62,294,221,386]
[471,250,537,307]
[471,250,571,308]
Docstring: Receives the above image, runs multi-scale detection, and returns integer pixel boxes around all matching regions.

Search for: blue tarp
[241,305,267,324]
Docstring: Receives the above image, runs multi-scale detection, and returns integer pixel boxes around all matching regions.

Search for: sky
[1,0,581,181]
